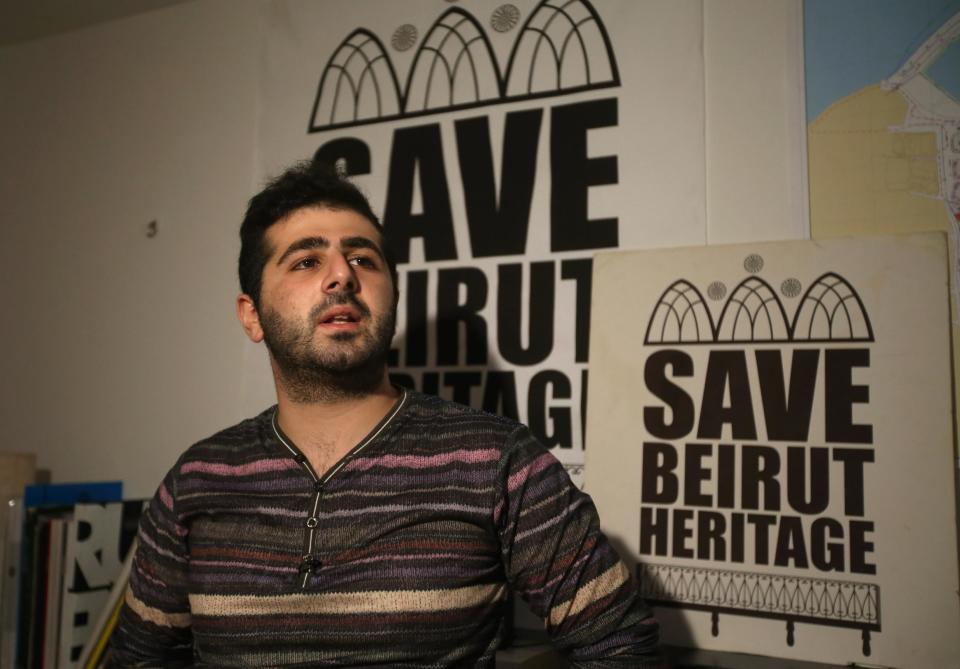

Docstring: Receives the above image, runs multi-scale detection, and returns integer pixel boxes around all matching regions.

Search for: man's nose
[323,253,357,293]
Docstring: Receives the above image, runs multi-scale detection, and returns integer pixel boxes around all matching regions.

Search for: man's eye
[293,258,318,270]
[349,256,375,268]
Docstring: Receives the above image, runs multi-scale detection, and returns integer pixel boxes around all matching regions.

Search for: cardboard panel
[586,233,960,668]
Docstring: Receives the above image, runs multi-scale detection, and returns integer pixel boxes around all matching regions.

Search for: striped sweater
[109,391,662,668]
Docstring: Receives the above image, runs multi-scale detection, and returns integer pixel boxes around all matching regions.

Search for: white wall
[0,0,264,497]
[0,0,805,498]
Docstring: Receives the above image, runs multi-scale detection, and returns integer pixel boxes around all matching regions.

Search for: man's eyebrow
[340,235,386,261]
[275,236,329,266]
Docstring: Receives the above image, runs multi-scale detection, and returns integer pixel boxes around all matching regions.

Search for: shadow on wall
[388,313,512,412]
[388,315,679,647]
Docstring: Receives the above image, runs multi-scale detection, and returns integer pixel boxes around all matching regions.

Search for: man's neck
[274,376,400,477]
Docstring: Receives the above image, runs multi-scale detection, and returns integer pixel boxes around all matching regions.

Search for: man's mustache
[308,293,371,322]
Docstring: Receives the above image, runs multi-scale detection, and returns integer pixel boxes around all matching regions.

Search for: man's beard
[259,293,396,403]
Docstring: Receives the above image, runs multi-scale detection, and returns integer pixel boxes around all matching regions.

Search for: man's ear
[236,294,264,343]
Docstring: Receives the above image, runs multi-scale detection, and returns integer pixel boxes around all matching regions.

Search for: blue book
[23,482,122,508]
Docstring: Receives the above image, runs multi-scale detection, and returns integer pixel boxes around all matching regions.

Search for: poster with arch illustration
[586,232,960,668]
[253,0,708,483]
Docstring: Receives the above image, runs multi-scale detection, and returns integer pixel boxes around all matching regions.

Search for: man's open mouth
[320,307,362,324]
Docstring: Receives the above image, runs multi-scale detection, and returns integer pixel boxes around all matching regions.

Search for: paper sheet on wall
[252,0,708,479]
[586,232,960,668]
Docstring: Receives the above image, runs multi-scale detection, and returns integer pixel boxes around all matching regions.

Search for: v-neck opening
[270,388,409,483]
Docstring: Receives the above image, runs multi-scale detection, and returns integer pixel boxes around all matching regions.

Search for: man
[110,160,663,667]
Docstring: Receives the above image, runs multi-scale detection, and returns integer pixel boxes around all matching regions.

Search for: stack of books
[1,455,144,669]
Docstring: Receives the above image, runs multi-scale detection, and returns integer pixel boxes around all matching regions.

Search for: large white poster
[254,0,707,478]
[586,233,960,668]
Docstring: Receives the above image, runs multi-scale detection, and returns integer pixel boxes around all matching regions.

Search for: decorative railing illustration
[637,562,881,656]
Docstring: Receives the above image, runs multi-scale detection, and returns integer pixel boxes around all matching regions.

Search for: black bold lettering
[641,442,679,504]
[683,443,713,507]
[644,350,695,439]
[550,98,619,252]
[580,369,588,450]
[403,270,428,366]
[383,124,456,262]
[497,262,554,365]
[422,371,440,396]
[560,258,592,363]
[717,444,736,508]
[811,517,845,572]
[741,446,781,511]
[671,509,695,559]
[747,514,777,564]
[731,512,745,562]
[436,268,488,365]
[825,349,872,443]
[481,371,520,421]
[774,516,808,568]
[313,138,371,176]
[639,507,669,556]
[455,110,541,257]
[528,370,571,449]
[756,349,819,441]
[697,511,726,561]
[832,448,874,516]
[849,520,877,574]
[786,446,829,514]
[698,351,757,440]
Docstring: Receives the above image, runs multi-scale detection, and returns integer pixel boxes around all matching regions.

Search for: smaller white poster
[586,232,960,668]
[58,502,143,669]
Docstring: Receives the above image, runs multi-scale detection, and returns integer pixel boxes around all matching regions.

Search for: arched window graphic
[505,0,620,98]
[792,273,874,341]
[309,29,401,132]
[307,0,621,132]
[644,280,715,344]
[715,277,790,342]
[405,8,502,113]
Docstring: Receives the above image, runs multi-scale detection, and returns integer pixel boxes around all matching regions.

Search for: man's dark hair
[238,160,397,309]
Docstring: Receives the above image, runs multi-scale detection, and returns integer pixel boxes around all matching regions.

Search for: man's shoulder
[404,390,517,422]
[177,406,277,466]
[401,390,528,441]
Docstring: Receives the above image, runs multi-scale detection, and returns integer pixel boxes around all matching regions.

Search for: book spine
[28,520,53,669]
[42,519,66,669]
[1,499,25,669]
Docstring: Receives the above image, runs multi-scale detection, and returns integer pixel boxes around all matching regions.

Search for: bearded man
[109,160,663,668]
